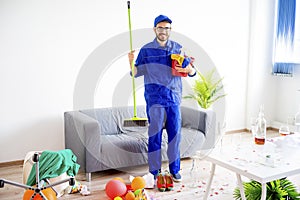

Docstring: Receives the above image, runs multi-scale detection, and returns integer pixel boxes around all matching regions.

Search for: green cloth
[26,149,80,186]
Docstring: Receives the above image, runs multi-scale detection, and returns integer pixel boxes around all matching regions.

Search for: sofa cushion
[96,132,149,169]
[80,106,148,135]
[91,127,205,170]
[80,108,119,135]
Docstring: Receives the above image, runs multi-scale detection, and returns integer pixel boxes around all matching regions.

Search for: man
[128,15,196,183]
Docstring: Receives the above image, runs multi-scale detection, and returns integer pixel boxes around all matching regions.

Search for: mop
[123,1,148,127]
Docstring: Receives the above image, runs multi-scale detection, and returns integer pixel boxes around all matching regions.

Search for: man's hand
[128,50,135,66]
[128,50,137,76]
[175,63,195,76]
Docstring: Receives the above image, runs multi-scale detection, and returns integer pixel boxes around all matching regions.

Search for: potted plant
[184,68,226,109]
[233,179,300,200]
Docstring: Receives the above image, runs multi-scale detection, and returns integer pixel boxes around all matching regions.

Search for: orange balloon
[131,176,146,191]
[23,187,57,200]
[125,191,135,200]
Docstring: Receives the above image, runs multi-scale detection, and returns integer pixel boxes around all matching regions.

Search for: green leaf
[184,68,226,109]
[233,179,300,200]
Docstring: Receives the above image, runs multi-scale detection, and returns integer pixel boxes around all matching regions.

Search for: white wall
[1,0,250,162]
[272,67,300,129]
[246,0,277,127]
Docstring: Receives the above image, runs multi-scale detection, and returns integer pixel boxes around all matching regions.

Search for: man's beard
[156,33,169,42]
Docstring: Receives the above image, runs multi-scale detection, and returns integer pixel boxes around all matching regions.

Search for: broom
[123,1,148,127]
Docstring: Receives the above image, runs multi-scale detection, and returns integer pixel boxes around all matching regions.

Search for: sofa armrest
[181,106,216,149]
[64,111,101,172]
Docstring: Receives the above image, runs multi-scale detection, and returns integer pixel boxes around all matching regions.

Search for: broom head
[123,117,148,127]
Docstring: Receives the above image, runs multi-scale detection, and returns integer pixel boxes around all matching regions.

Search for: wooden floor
[1,131,300,200]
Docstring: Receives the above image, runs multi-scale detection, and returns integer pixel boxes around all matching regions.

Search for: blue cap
[154,15,172,27]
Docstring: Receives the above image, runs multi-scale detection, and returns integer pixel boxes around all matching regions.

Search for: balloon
[131,176,146,191]
[105,180,127,199]
[125,191,135,200]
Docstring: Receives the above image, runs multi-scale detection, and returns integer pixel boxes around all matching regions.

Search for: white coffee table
[200,134,300,200]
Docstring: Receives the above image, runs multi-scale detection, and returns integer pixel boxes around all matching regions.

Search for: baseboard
[0,160,24,168]
[226,129,249,134]
[267,127,279,132]
[226,127,278,134]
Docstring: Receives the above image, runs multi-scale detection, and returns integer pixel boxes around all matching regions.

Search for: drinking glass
[250,117,257,138]
[279,124,290,136]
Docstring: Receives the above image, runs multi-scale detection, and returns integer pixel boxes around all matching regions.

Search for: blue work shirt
[134,38,186,107]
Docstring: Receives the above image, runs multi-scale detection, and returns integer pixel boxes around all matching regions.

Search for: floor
[1,131,300,200]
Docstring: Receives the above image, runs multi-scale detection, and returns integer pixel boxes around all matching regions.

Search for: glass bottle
[254,105,266,145]
[189,156,200,188]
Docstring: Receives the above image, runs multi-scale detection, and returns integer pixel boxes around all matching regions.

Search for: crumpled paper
[129,172,154,189]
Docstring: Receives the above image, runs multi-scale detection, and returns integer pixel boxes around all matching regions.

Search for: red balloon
[105,180,127,199]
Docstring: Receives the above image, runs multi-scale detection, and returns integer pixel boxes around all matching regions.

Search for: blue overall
[134,38,191,175]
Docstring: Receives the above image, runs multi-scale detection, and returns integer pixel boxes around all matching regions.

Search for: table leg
[203,163,216,200]
[261,183,266,200]
[236,173,246,200]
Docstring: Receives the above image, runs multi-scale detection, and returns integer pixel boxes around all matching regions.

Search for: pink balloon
[105,180,127,199]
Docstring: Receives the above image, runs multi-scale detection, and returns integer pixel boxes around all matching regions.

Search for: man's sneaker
[171,172,182,182]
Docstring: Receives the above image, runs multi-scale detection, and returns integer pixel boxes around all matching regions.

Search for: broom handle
[127,1,137,118]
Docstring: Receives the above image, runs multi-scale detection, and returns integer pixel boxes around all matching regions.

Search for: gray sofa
[64,105,216,181]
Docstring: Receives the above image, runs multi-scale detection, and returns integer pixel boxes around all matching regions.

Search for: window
[273,0,300,76]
